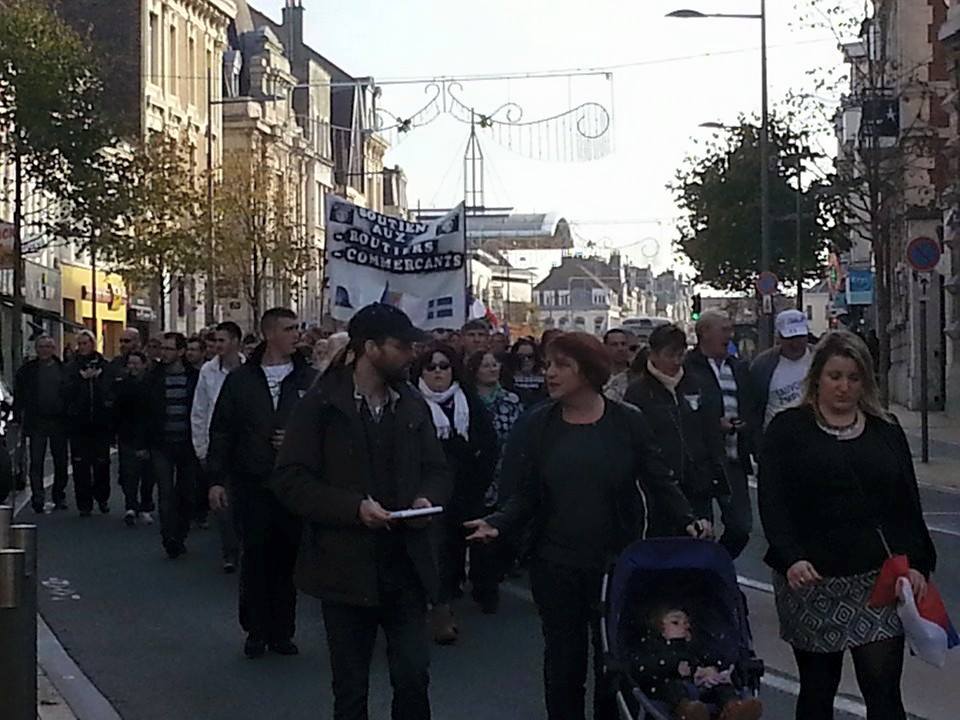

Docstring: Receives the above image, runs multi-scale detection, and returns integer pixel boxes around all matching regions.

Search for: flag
[869,554,958,668]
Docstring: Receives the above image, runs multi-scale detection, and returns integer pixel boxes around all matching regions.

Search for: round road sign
[756,271,779,296]
[906,236,941,273]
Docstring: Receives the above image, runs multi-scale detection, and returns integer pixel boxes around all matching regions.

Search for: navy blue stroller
[601,539,764,720]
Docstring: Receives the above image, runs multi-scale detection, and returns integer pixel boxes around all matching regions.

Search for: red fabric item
[868,554,910,608]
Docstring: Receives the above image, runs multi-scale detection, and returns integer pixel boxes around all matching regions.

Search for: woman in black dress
[759,330,936,720]
[465,332,710,720]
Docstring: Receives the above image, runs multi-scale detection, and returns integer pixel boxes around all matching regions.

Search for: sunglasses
[425,363,451,372]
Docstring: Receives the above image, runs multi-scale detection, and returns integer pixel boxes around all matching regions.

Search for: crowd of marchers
[0,304,937,720]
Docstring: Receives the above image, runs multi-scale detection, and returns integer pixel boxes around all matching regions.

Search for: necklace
[817,409,865,440]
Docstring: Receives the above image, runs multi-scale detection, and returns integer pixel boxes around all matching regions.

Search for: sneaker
[98,501,110,514]
[124,510,137,527]
[139,512,154,525]
[268,639,299,656]
[244,635,266,659]
[32,503,46,515]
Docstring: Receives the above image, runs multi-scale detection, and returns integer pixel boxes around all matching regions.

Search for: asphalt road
[30,508,864,720]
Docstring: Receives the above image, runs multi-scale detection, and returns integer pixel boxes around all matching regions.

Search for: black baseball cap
[348,303,429,345]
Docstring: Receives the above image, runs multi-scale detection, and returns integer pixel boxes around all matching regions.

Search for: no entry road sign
[756,271,779,296]
[906,236,941,273]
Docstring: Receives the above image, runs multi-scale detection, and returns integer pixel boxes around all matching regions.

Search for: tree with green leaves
[671,117,842,294]
[0,0,118,367]
[102,133,206,330]
[214,144,316,326]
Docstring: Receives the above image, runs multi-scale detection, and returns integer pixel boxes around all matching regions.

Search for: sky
[258,0,859,280]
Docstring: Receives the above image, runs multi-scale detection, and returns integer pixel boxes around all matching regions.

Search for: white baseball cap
[775,309,809,339]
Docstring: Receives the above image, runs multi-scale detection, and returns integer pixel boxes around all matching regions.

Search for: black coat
[143,362,199,448]
[430,391,498,521]
[759,406,937,577]
[62,353,113,433]
[13,357,65,433]
[112,374,152,449]
[270,367,452,607]
[683,348,760,471]
[487,399,695,559]
[207,347,317,485]
[625,372,728,501]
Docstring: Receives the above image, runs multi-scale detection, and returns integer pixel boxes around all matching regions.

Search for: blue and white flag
[326,198,467,330]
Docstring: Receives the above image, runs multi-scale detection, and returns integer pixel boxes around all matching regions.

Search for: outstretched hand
[464,518,499,543]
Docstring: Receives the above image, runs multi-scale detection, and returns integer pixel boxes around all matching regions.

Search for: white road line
[923,512,960,516]
[737,575,775,594]
[926,524,960,538]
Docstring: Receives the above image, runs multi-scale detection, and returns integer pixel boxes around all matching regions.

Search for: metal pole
[205,68,216,326]
[919,274,930,463]
[0,504,12,548]
[90,235,98,347]
[9,524,37,718]
[12,149,24,374]
[795,154,803,311]
[759,0,772,349]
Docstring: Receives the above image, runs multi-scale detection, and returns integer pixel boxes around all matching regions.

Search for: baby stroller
[601,539,764,720]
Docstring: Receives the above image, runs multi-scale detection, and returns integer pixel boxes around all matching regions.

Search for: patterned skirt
[772,570,903,653]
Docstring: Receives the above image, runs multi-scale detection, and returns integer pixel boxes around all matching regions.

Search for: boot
[674,700,710,720]
[719,698,763,720]
[430,604,458,645]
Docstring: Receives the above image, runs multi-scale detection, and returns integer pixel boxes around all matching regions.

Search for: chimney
[282,0,304,60]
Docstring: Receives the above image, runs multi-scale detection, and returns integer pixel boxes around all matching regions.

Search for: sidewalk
[891,404,960,493]
[39,666,76,720]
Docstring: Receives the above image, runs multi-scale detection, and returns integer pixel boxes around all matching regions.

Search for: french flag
[869,555,959,668]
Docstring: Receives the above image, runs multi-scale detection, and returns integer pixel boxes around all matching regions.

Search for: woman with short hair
[466,332,709,720]
[759,330,937,720]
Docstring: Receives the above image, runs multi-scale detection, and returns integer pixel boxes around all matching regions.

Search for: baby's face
[661,610,692,641]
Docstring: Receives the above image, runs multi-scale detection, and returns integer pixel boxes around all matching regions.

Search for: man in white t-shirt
[750,309,813,429]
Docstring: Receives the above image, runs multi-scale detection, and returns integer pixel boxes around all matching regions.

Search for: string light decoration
[372,76,614,163]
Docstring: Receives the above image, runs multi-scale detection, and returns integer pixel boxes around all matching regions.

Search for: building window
[188,37,196,106]
[168,24,177,96]
[594,316,604,332]
[558,290,570,306]
[574,316,586,327]
[592,288,607,306]
[558,316,568,327]
[806,305,813,321]
[543,291,555,307]
[544,317,555,328]
[148,12,160,85]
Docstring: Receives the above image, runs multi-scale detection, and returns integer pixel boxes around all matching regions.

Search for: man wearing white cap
[750,309,813,429]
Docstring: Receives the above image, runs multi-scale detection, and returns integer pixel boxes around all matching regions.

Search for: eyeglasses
[425,363,451,372]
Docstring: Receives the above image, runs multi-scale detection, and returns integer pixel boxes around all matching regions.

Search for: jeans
[321,561,430,720]
[233,481,298,642]
[152,443,197,546]
[717,459,752,559]
[70,431,111,512]
[118,442,155,512]
[529,559,616,720]
[28,418,69,507]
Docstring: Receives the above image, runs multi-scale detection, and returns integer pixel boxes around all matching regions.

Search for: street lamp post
[669,1,772,348]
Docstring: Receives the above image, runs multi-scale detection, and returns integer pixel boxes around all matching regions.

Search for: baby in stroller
[630,605,762,720]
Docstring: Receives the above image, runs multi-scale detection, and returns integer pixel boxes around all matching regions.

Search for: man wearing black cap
[272,303,451,720]
[207,308,317,658]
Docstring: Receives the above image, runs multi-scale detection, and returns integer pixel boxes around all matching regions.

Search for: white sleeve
[191,369,211,461]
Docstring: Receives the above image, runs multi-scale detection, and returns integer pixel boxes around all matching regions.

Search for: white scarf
[418,379,470,440]
[647,359,684,400]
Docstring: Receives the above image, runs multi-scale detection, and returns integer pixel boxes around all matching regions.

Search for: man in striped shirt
[149,332,200,559]
[685,311,760,559]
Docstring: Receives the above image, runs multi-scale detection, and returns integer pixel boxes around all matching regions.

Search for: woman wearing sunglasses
[415,344,498,645]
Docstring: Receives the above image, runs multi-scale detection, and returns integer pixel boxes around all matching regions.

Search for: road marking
[738,575,775,594]
[926,524,960,538]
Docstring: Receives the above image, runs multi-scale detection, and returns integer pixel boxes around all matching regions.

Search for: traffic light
[691,294,702,321]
